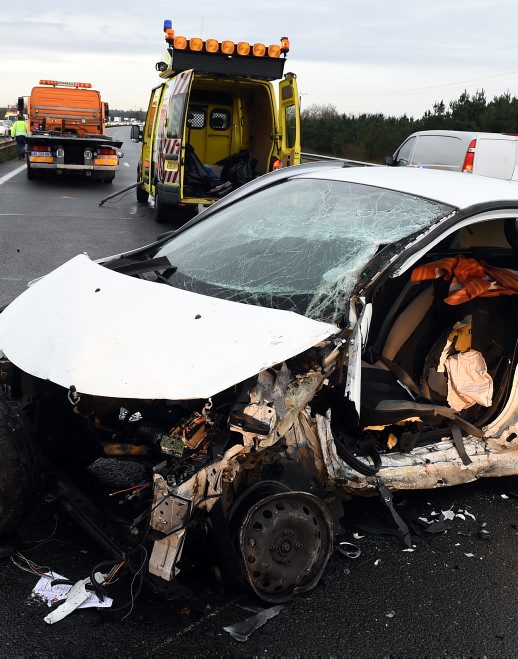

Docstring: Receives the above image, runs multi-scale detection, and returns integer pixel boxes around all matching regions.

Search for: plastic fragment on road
[31,572,112,624]
[386,611,396,618]
[374,559,381,566]
[44,578,92,624]
[336,542,361,559]
[223,605,283,642]
[353,532,364,540]
[501,494,510,499]
[402,548,415,552]
[464,553,475,558]
[441,509,456,520]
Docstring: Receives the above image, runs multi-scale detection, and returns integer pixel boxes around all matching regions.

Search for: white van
[386,130,518,181]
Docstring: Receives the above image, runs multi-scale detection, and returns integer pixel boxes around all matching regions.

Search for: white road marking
[0,213,26,216]
[0,164,26,185]
[123,162,130,167]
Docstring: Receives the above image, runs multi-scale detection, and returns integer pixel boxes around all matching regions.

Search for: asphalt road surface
[2,131,518,655]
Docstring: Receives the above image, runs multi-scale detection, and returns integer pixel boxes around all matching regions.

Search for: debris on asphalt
[31,572,112,624]
[31,572,113,611]
[402,548,415,552]
[353,532,365,540]
[464,553,475,558]
[501,494,510,500]
[223,605,283,642]
[374,559,381,566]
[386,611,396,618]
[336,541,362,559]
[441,509,456,521]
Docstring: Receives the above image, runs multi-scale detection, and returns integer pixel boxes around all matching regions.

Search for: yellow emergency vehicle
[132,20,300,222]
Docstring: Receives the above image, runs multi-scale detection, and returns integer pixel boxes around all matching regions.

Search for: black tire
[154,192,170,223]
[0,394,40,537]
[26,165,35,180]
[136,185,149,204]
[103,176,115,184]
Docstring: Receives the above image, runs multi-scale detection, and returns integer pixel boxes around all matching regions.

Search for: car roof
[296,166,518,210]
[406,129,516,140]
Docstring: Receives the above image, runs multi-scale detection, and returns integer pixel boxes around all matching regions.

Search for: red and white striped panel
[155,70,193,186]
[162,139,181,183]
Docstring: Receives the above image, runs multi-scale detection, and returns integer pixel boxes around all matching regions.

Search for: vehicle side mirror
[130,124,142,143]
[384,155,394,166]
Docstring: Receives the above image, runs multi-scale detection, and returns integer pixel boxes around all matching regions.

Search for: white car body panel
[0,255,338,400]
[301,166,518,209]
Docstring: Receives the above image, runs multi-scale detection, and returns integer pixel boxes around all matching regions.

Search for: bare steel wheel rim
[238,491,332,603]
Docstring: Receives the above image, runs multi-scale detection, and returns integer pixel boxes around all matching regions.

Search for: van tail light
[462,139,477,173]
[98,147,116,155]
[32,145,50,152]
[271,158,281,170]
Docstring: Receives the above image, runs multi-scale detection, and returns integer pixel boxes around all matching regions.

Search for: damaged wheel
[237,491,333,603]
[0,394,40,537]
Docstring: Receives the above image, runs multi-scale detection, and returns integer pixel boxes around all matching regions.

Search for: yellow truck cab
[132,20,300,222]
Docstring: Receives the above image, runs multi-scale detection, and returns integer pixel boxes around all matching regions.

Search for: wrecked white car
[1,164,517,603]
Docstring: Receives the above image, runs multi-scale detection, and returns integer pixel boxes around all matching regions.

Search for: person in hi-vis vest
[10,113,28,160]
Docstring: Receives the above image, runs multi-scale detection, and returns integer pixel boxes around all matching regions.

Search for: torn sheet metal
[223,605,283,642]
[0,254,337,400]
[149,529,186,581]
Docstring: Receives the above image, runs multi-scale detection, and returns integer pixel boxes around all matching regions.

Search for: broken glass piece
[441,510,455,520]
[223,605,283,642]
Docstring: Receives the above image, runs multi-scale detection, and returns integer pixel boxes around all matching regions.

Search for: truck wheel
[0,394,40,537]
[154,192,170,223]
[136,185,149,204]
[103,176,115,184]
[26,165,36,180]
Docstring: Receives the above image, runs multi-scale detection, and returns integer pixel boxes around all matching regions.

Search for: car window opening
[327,216,518,476]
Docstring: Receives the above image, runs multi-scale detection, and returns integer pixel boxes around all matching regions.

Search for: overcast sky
[2,0,518,118]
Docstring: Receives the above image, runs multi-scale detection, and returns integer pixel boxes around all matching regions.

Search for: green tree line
[301,90,518,163]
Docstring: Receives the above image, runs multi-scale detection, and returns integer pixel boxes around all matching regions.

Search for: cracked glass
[155,178,453,322]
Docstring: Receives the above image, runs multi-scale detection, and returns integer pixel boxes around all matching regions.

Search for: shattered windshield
[155,178,453,322]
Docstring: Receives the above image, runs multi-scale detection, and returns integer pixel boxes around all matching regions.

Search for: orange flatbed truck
[25,80,122,182]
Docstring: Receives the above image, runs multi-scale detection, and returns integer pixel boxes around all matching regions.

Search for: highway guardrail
[0,137,16,162]
[301,152,381,167]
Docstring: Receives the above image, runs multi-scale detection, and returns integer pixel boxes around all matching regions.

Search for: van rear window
[187,108,205,129]
[412,135,465,167]
[210,110,231,131]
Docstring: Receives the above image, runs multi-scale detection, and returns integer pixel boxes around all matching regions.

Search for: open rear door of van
[156,70,195,202]
[278,74,301,167]
[143,84,165,194]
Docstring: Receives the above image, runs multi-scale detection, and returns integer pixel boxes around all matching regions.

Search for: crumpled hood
[0,255,338,400]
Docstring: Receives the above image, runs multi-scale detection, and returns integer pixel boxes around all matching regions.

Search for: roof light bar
[162,20,289,59]
[39,80,92,88]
